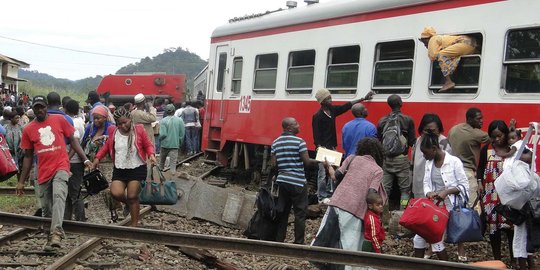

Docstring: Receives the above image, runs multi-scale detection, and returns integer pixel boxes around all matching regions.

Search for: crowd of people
[266,27,537,269]
[0,89,30,108]
[271,87,535,268]
[0,90,205,249]
[0,26,533,267]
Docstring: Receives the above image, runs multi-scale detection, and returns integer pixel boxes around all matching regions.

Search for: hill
[17,47,208,103]
[117,47,207,81]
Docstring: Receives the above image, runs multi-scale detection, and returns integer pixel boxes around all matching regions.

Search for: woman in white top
[413,132,469,261]
[92,107,156,226]
[412,113,452,198]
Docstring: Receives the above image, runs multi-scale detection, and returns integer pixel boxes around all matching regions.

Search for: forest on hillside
[18,47,207,103]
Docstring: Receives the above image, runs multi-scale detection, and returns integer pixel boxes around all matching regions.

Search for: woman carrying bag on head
[413,131,469,261]
[91,107,156,226]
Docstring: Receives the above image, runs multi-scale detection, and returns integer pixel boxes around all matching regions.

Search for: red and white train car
[203,0,540,166]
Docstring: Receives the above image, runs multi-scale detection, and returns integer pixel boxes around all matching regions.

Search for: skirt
[112,165,147,182]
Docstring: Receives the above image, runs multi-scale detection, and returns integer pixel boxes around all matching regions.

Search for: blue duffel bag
[139,165,178,205]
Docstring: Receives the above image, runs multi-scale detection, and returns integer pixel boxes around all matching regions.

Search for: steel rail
[45,206,152,270]
[177,152,203,165]
[199,165,220,179]
[0,186,35,196]
[160,152,204,173]
[0,227,32,246]
[0,186,87,196]
[0,211,490,270]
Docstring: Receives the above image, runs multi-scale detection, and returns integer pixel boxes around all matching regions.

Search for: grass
[0,195,36,212]
[0,176,36,213]
[0,176,18,187]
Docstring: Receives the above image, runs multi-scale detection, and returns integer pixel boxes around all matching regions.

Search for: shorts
[112,165,147,182]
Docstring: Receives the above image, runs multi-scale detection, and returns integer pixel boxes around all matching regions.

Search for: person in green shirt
[159,104,185,176]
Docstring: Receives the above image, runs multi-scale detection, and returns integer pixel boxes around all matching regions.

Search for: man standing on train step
[448,107,489,207]
[16,96,92,250]
[312,89,374,204]
[272,117,317,244]
[377,94,415,210]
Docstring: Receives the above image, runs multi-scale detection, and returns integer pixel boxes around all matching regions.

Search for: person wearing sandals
[411,113,452,259]
[92,107,156,226]
[413,131,469,262]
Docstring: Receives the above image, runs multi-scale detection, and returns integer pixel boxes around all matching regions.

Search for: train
[96,73,186,105]
[201,0,540,168]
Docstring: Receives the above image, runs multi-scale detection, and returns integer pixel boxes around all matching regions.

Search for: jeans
[160,147,179,174]
[275,182,308,244]
[39,170,69,236]
[64,163,85,221]
[317,163,333,201]
[382,155,411,207]
[154,135,161,154]
[185,126,200,154]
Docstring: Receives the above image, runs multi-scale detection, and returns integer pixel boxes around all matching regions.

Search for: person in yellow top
[419,26,477,92]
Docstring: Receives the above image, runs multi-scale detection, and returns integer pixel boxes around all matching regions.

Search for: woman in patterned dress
[477,120,513,262]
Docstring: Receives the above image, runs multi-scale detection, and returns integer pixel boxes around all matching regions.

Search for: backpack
[182,108,197,124]
[382,112,407,157]
[243,186,279,240]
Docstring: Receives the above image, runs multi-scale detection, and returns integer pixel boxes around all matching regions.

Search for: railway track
[0,156,491,269]
[0,211,491,270]
[0,186,88,197]
[46,205,152,270]
[0,186,36,196]
[0,154,225,269]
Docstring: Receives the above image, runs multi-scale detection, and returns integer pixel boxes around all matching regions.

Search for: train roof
[211,0,442,38]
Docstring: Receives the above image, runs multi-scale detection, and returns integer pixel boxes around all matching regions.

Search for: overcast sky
[1,0,307,80]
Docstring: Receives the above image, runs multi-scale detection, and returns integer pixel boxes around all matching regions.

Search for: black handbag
[81,170,109,198]
[494,203,528,225]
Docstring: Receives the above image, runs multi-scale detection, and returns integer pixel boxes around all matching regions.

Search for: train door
[209,45,229,125]
[204,44,229,164]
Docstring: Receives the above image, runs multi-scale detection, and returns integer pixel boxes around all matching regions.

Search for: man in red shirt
[16,96,92,250]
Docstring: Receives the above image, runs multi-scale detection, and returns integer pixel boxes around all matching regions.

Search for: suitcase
[399,198,448,243]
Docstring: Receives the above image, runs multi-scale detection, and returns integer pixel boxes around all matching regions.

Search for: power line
[0,34,142,60]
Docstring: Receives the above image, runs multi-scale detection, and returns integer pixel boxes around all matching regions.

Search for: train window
[286,50,315,94]
[372,40,415,94]
[253,53,278,94]
[231,57,243,95]
[326,45,360,94]
[429,33,483,94]
[216,53,227,92]
[503,27,540,94]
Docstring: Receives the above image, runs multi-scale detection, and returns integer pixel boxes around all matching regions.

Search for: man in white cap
[312,89,374,204]
[131,93,157,146]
